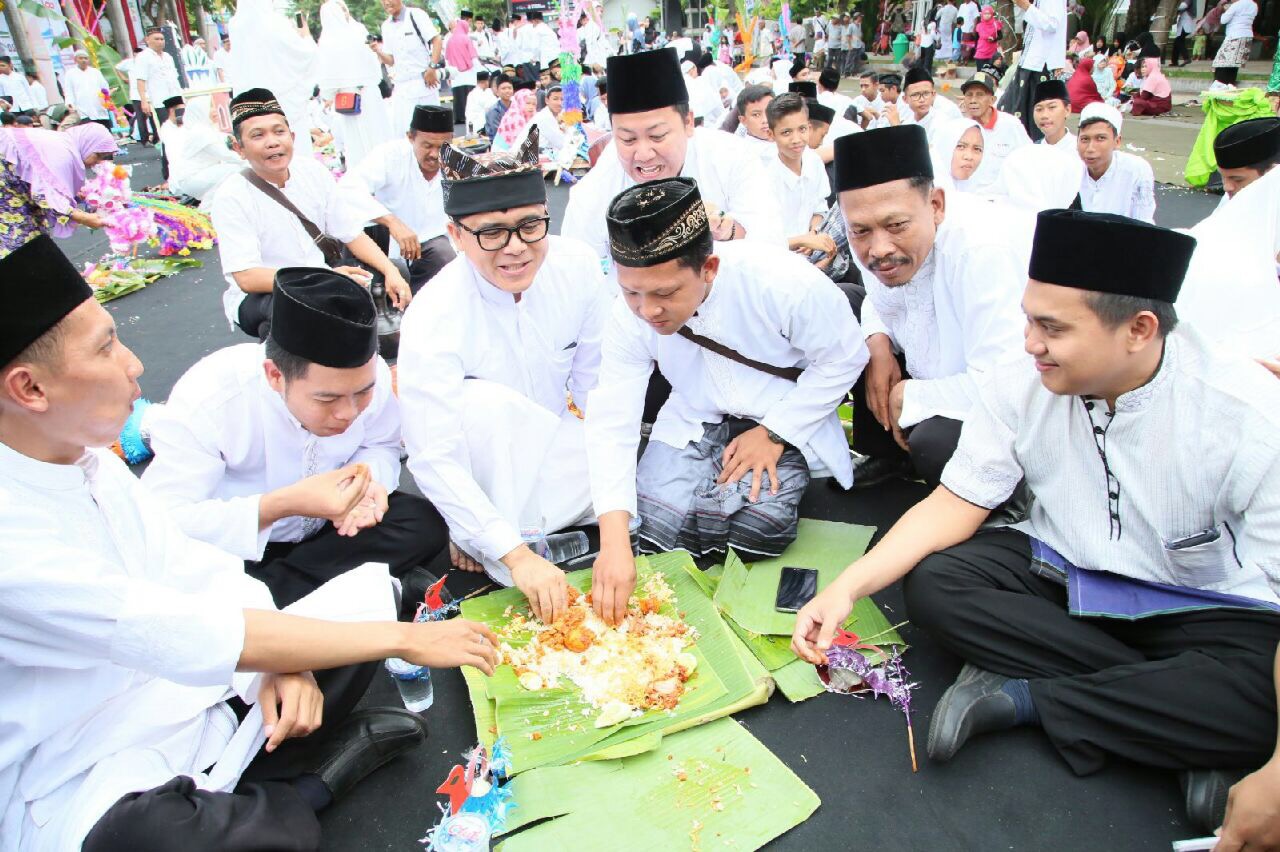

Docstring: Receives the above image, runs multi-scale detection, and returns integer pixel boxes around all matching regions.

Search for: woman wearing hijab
[1130,57,1172,115]
[1068,56,1106,112]
[446,14,479,125]
[929,117,985,192]
[312,0,394,171]
[0,122,116,257]
[490,88,535,152]
[973,6,1003,73]
[168,94,242,202]
[1068,30,1092,58]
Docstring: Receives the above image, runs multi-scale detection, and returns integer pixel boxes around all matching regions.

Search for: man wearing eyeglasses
[397,128,615,625]
[896,67,963,143]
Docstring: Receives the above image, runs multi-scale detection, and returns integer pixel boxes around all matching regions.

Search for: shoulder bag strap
[239,169,344,267]
[676,326,804,382]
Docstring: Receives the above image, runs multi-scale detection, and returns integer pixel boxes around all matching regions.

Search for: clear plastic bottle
[521,528,591,564]
[385,657,434,712]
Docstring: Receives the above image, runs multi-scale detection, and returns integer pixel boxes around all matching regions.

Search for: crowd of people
[7,0,1280,848]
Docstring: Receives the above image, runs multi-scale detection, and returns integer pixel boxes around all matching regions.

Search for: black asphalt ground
[65,143,1223,851]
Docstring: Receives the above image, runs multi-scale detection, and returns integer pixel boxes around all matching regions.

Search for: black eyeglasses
[452,215,551,251]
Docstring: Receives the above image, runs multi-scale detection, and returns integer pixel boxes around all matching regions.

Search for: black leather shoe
[1181,768,1245,833]
[311,707,429,802]
[399,566,444,620]
[850,454,914,489]
[927,663,1019,763]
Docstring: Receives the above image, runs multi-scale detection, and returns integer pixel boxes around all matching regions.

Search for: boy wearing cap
[794,209,1280,833]
[587,177,868,625]
[1214,116,1280,202]
[766,94,835,258]
[817,67,855,122]
[142,268,447,607]
[1077,102,1155,223]
[866,73,901,129]
[211,88,413,340]
[464,69,496,135]
[398,130,614,626]
[563,48,785,271]
[1031,78,1075,151]
[898,67,963,141]
[63,49,112,130]
[0,236,500,852]
[835,125,1028,489]
[960,70,1031,191]
[341,104,457,292]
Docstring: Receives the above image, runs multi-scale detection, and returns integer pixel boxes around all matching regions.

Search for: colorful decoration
[779,3,793,58]
[734,14,760,74]
[112,397,155,464]
[98,87,128,131]
[422,740,516,850]
[818,629,920,772]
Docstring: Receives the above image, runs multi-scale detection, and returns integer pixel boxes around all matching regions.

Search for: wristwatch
[765,428,785,445]
[430,61,445,69]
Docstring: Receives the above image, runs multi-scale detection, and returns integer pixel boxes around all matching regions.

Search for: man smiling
[586,177,867,624]
[562,47,783,272]
[397,129,614,625]
[211,89,412,340]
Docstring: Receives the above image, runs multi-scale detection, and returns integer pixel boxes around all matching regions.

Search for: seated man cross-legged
[587,177,869,623]
[793,210,1280,833]
[143,267,448,607]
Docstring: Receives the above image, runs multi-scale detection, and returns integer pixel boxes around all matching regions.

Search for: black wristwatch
[430,61,445,69]
[765,428,785,445]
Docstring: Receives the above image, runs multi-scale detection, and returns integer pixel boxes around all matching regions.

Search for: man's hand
[384,267,412,310]
[864,334,903,431]
[259,671,324,753]
[717,425,785,503]
[387,217,421,261]
[507,547,570,624]
[791,581,855,664]
[335,480,388,537]
[591,545,636,626]
[449,542,485,573]
[1258,358,1280,380]
[1215,761,1280,851]
[280,463,372,526]
[885,102,901,126]
[141,98,153,116]
[332,265,374,286]
[887,380,909,451]
[402,618,500,675]
[425,68,440,87]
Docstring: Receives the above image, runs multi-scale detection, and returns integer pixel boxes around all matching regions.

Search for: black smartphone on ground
[775,566,818,613]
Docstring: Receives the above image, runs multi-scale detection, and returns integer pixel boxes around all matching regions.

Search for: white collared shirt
[464,85,497,135]
[769,147,830,236]
[1079,150,1156,223]
[210,156,387,325]
[62,65,111,119]
[533,21,561,66]
[587,240,868,516]
[381,7,438,78]
[942,326,1280,605]
[1019,0,1067,71]
[562,127,786,270]
[856,192,1031,428]
[969,109,1033,192]
[900,95,964,141]
[0,71,36,111]
[141,343,402,560]
[398,237,614,562]
[0,442,273,852]
[341,137,447,256]
[134,47,182,104]
[818,89,856,121]
[1040,129,1077,151]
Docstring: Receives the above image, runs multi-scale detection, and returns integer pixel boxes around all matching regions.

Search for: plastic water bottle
[629,515,643,556]
[386,657,434,712]
[521,528,591,565]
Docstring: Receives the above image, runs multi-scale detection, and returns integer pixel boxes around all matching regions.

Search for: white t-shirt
[769,147,831,237]
[134,47,182,104]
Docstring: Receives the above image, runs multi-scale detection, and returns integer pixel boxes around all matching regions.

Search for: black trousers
[1215,65,1241,84]
[849,362,963,487]
[130,100,158,143]
[1172,32,1190,65]
[91,117,113,131]
[401,233,456,293]
[245,491,448,607]
[451,84,473,124]
[153,105,171,179]
[903,528,1280,775]
[83,659,378,852]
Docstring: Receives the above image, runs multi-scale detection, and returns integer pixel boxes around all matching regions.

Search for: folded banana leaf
[460,551,771,774]
[494,717,820,852]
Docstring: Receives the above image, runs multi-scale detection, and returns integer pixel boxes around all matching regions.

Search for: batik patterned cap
[439,126,546,217]
[230,87,286,129]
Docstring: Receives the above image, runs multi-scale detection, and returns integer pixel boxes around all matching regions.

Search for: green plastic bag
[1185,87,1275,187]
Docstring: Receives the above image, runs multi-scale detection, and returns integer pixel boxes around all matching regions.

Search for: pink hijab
[444,18,477,71]
[0,123,117,236]
[1139,57,1171,99]
[496,89,534,145]
[1068,30,1091,55]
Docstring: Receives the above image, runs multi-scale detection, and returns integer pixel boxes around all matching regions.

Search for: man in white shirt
[143,268,447,606]
[817,67,856,123]
[398,129,614,625]
[732,83,776,165]
[522,84,567,154]
[958,0,981,59]
[1077,102,1156,223]
[793,210,1280,835]
[135,27,183,128]
[999,0,1066,139]
[0,234,499,852]
[586,177,868,623]
[374,0,443,132]
[64,49,112,129]
[851,70,883,128]
[766,93,833,256]
[868,73,902,129]
[0,55,37,115]
[836,125,1028,488]
[464,69,497,135]
[960,71,1032,192]
[115,56,157,144]
[211,89,412,339]
[1213,117,1280,200]
[897,66,963,141]
[342,104,456,291]
[527,10,561,68]
[827,17,846,72]
[1032,78,1075,151]
[563,48,785,275]
[936,0,960,58]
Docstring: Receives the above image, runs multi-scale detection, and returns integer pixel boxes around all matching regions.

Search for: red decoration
[437,764,470,815]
